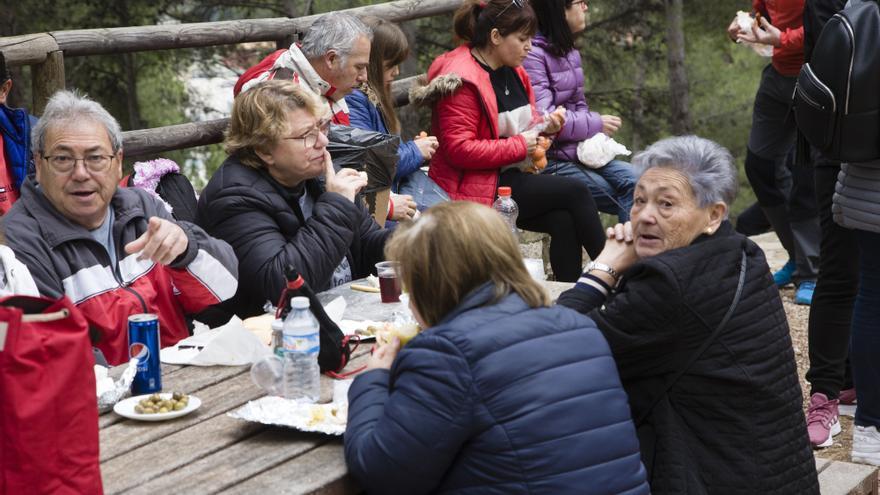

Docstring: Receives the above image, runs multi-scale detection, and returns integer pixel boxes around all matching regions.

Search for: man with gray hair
[2,90,239,365]
[233,13,372,125]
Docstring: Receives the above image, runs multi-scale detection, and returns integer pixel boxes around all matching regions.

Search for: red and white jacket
[4,178,239,365]
[234,43,351,125]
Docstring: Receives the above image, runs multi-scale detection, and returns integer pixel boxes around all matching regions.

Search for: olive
[144,407,156,414]
[134,405,145,414]
[158,407,169,413]
[173,402,186,411]
[172,392,185,400]
[149,393,162,402]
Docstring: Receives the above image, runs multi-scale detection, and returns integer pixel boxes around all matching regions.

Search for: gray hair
[300,13,373,63]
[631,135,738,214]
[32,90,123,154]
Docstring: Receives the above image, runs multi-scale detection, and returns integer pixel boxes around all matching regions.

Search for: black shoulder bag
[635,250,748,478]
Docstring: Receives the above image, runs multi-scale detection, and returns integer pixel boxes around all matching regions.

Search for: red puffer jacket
[413,45,539,205]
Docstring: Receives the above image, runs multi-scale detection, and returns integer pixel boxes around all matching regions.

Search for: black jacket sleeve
[560,261,685,381]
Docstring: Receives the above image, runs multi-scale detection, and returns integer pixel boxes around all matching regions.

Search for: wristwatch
[585,261,621,282]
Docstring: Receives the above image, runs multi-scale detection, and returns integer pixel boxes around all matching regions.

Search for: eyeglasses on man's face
[42,154,116,174]
[282,118,331,149]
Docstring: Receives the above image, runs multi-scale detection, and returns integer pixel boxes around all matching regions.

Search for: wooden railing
[0,0,460,159]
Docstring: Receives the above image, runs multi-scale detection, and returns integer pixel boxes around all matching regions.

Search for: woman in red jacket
[411,0,605,281]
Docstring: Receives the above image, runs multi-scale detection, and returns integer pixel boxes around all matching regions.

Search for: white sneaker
[852,425,880,466]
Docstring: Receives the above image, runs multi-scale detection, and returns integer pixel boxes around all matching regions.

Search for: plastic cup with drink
[375,261,402,303]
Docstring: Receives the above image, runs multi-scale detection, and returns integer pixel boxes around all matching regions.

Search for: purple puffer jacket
[522,34,604,162]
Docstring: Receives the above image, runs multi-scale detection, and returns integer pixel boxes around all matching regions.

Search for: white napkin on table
[161,316,271,366]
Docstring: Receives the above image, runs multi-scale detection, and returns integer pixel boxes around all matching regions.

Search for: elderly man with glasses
[2,90,239,366]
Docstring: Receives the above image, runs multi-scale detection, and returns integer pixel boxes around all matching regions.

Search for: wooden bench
[817,456,880,494]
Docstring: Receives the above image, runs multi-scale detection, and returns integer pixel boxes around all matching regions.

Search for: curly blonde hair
[224,80,325,169]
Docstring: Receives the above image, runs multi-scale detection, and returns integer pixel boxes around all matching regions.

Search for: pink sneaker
[807,393,841,448]
[839,388,857,405]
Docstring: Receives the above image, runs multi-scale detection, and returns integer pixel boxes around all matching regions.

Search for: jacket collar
[17,177,147,249]
[691,220,735,246]
[428,45,501,137]
[435,282,505,326]
[284,44,350,114]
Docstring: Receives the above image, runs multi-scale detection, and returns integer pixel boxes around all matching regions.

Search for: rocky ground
[521,231,852,462]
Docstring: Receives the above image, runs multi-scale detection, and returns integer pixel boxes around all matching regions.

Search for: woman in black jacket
[197,80,390,318]
[558,135,818,493]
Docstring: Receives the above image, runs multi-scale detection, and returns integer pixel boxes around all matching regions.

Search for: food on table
[377,322,421,346]
[133,392,189,414]
[307,403,348,427]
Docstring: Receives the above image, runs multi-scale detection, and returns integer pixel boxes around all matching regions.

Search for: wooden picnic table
[98,280,572,494]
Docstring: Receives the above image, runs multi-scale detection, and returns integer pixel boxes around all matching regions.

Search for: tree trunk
[122,52,143,130]
[665,0,691,134]
[631,49,647,151]
[397,21,422,140]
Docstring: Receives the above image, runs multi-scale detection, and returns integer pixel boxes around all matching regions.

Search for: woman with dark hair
[346,17,449,211]
[344,201,649,494]
[524,0,635,222]
[411,0,605,281]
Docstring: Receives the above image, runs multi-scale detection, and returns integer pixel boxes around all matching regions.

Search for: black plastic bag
[327,124,399,194]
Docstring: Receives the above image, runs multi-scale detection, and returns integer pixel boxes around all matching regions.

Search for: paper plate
[114,393,201,422]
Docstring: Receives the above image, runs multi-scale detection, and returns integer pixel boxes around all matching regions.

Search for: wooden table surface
[99,279,573,494]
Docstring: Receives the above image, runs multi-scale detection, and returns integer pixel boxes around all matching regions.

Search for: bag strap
[22,308,70,323]
[635,249,748,427]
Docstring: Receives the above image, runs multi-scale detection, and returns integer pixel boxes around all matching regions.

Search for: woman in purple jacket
[524,0,635,221]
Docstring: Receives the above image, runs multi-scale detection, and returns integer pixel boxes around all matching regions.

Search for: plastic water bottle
[282,296,321,402]
[493,186,519,240]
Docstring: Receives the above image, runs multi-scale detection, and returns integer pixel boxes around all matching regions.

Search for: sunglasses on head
[494,0,526,19]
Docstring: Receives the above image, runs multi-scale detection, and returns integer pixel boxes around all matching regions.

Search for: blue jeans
[853,229,880,428]
[543,159,636,222]
[395,169,449,211]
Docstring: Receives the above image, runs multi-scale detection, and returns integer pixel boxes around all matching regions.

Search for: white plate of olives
[113,392,201,421]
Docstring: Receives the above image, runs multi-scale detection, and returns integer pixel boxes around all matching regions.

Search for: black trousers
[806,162,858,398]
[499,169,605,282]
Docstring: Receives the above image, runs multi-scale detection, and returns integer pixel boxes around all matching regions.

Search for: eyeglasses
[495,0,526,19]
[42,154,115,174]
[282,118,330,149]
[570,0,587,7]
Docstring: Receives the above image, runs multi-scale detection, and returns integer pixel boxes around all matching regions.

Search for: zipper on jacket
[803,64,837,113]
[840,15,855,115]
[795,83,825,111]
[88,235,151,314]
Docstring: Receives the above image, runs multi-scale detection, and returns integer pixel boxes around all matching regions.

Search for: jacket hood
[408,73,463,108]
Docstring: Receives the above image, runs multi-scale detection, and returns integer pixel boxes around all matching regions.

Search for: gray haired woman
[558,136,818,493]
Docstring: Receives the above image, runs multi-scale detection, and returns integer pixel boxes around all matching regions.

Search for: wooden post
[32,50,66,116]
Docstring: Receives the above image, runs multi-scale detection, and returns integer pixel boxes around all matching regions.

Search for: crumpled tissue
[161,316,271,366]
[577,133,632,169]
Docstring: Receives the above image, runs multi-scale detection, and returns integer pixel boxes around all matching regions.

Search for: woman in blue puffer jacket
[344,201,649,495]
[346,17,449,211]
[523,0,635,222]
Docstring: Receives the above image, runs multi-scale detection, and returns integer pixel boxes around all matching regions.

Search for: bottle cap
[497,186,512,197]
[291,296,310,309]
